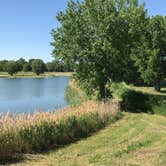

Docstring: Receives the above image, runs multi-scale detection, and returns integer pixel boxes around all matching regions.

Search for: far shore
[0,72,73,78]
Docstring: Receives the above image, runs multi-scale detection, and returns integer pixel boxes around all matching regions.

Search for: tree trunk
[154,80,161,92]
[99,83,106,100]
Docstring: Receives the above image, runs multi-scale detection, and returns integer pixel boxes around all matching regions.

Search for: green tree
[32,59,46,75]
[28,59,36,70]
[46,61,57,72]
[0,60,8,71]
[6,61,19,75]
[132,15,166,91]
[51,0,147,99]
[16,58,26,71]
[23,63,31,72]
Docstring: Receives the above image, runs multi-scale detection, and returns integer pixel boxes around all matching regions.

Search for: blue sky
[0,0,166,62]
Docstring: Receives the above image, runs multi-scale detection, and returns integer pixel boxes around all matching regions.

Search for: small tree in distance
[6,61,19,76]
[32,59,46,75]
[23,63,31,72]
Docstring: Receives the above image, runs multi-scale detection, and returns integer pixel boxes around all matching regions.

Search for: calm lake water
[0,76,70,114]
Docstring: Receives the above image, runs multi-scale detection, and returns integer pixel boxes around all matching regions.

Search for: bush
[119,88,166,114]
[120,90,152,113]
[153,100,166,116]
[110,82,128,100]
[110,82,166,115]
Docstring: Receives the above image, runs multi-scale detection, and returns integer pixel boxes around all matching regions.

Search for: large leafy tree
[132,15,166,91]
[51,0,147,99]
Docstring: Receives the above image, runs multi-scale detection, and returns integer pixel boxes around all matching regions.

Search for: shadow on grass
[160,90,166,94]
[0,154,24,165]
[120,89,166,115]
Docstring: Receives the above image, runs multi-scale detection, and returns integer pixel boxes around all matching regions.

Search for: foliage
[51,0,149,99]
[23,63,31,72]
[153,102,166,116]
[120,90,153,113]
[0,58,73,74]
[110,82,128,100]
[0,60,8,72]
[6,61,19,75]
[31,59,46,75]
[16,58,26,71]
[132,15,166,91]
[46,60,73,72]
[46,61,56,72]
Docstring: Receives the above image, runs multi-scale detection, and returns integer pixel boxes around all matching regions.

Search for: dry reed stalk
[0,100,120,132]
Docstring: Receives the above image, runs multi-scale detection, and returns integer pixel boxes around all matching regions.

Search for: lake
[0,76,70,114]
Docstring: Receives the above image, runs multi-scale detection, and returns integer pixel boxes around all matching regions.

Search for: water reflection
[0,76,70,114]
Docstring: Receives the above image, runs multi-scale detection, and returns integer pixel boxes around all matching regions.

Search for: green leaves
[133,15,166,91]
[31,59,46,75]
[6,61,19,76]
[51,0,165,97]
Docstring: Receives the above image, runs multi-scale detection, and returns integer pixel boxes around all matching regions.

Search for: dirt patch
[135,148,160,157]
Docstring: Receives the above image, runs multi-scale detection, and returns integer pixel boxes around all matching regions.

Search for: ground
[13,112,166,166]
[128,85,166,96]
[0,72,72,78]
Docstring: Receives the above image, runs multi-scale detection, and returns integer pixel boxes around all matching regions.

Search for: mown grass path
[14,113,166,166]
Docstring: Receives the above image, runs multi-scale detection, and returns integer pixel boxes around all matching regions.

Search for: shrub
[120,90,152,113]
[110,82,166,115]
[110,82,128,100]
[119,87,166,114]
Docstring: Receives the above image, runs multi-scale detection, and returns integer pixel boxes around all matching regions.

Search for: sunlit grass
[128,85,166,96]
[15,113,166,166]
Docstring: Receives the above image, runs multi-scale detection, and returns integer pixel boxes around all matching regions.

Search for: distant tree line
[51,0,166,97]
[0,58,73,75]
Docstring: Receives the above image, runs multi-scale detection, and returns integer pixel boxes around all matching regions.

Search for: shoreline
[0,72,73,78]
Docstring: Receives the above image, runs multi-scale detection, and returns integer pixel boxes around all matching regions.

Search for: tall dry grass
[0,100,119,131]
[0,99,120,162]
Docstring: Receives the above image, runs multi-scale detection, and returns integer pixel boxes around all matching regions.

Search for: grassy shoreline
[0,72,73,78]
[0,82,120,164]
[15,112,166,166]
[0,81,165,165]
[0,100,120,164]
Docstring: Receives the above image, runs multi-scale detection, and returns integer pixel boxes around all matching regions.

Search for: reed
[0,100,120,162]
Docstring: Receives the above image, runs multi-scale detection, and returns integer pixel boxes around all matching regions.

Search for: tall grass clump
[110,82,128,100]
[65,80,89,107]
[0,100,120,163]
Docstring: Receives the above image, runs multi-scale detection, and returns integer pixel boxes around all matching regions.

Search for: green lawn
[127,79,166,96]
[128,85,166,96]
[15,112,166,166]
[0,72,72,78]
